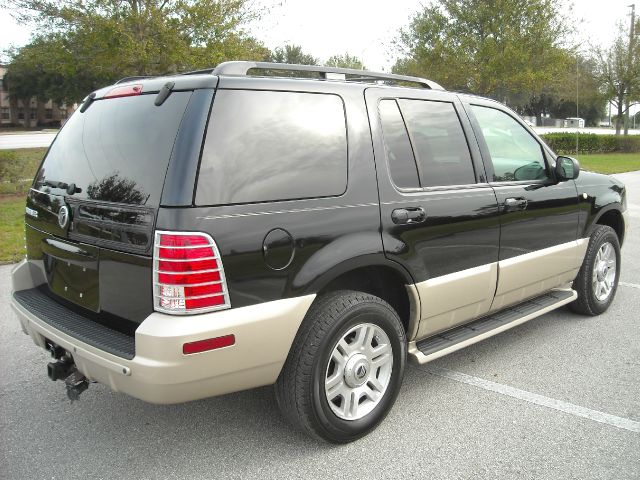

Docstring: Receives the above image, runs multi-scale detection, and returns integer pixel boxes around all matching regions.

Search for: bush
[541,133,640,155]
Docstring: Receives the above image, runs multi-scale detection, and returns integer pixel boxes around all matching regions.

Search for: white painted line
[425,366,640,433]
[620,282,640,290]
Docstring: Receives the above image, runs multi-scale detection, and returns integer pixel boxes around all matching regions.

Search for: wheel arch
[295,256,420,340]
[590,206,625,246]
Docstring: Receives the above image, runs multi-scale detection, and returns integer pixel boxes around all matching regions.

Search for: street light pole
[576,51,579,155]
[625,4,636,135]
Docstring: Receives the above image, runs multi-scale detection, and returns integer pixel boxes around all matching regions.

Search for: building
[563,117,585,128]
[0,65,76,128]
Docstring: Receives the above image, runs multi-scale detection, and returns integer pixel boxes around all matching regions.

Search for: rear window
[33,92,192,205]
[196,90,348,206]
[399,99,475,187]
[378,99,420,189]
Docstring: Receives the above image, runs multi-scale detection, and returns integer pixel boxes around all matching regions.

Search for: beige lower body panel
[408,288,578,364]
[415,263,498,339]
[490,238,588,312]
[11,260,315,404]
[413,238,589,343]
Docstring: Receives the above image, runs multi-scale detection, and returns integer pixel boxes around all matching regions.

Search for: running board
[408,288,577,364]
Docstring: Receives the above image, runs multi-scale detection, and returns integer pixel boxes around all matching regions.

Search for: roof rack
[115,75,153,84]
[209,61,444,90]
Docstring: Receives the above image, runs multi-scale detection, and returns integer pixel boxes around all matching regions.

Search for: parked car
[11,62,628,443]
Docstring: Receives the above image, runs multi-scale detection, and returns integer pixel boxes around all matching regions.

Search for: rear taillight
[153,231,230,314]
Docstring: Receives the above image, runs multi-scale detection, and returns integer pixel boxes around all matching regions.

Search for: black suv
[11,62,628,443]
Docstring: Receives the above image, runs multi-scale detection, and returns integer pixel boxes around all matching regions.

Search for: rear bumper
[11,260,314,404]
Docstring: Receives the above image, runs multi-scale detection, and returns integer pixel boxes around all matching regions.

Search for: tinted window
[378,99,420,189]
[34,92,191,205]
[471,105,548,182]
[399,100,475,187]
[196,90,347,205]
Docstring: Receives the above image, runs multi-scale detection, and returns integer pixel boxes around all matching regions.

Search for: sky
[0,0,636,70]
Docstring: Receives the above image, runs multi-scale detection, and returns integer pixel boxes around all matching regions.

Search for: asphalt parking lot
[1,171,639,480]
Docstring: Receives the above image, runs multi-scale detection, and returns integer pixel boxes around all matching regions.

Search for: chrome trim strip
[157,245,220,250]
[153,280,223,288]
[154,291,227,301]
[156,256,218,262]
[156,268,221,275]
[196,202,379,220]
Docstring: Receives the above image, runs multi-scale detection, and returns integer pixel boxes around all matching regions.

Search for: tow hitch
[46,342,89,402]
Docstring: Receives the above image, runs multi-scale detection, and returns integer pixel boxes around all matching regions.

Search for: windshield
[33,91,192,206]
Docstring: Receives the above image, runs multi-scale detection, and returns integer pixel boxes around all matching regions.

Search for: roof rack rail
[180,68,216,76]
[210,61,444,90]
[115,75,153,84]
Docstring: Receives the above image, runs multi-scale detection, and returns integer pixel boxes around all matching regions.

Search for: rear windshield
[33,92,192,206]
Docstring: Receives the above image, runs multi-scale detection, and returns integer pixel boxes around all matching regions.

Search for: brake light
[104,84,143,99]
[153,231,230,314]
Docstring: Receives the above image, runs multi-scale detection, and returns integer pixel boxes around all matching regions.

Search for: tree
[265,44,318,65]
[393,0,571,110]
[4,0,269,103]
[592,19,640,135]
[521,54,607,127]
[325,53,365,70]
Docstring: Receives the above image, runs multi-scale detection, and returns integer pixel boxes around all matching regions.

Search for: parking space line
[620,281,640,289]
[423,366,640,433]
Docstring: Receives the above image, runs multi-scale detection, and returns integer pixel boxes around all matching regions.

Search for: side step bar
[408,288,577,364]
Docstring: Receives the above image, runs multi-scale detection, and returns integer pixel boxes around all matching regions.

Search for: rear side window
[196,90,348,205]
[34,92,192,206]
[399,99,475,187]
[378,99,420,189]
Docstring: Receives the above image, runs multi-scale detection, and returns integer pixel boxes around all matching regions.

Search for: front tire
[275,290,406,443]
[570,225,621,316]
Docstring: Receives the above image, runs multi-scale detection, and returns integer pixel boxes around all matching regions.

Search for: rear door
[462,99,583,311]
[365,88,501,339]
[25,87,196,325]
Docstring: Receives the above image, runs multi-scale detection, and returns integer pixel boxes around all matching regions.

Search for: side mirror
[555,156,580,181]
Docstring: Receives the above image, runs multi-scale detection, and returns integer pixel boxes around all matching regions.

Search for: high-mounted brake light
[104,84,143,99]
[153,231,230,314]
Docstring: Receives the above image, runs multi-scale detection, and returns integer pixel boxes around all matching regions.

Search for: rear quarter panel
[156,78,388,308]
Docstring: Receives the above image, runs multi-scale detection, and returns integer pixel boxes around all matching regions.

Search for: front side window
[196,90,348,205]
[471,105,548,182]
[399,99,476,187]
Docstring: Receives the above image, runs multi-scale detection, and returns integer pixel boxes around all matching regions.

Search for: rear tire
[275,290,406,443]
[570,225,621,316]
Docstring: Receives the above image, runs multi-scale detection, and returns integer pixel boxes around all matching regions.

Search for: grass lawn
[0,147,47,195]
[0,196,25,263]
[575,153,640,174]
[0,148,638,263]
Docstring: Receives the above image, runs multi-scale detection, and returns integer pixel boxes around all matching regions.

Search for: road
[1,172,639,479]
[0,132,57,150]
[1,126,638,151]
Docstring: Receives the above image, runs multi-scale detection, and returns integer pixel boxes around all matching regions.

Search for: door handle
[391,207,427,225]
[504,197,528,212]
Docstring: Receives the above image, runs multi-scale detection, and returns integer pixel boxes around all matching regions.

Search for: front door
[365,88,501,340]
[463,100,584,311]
